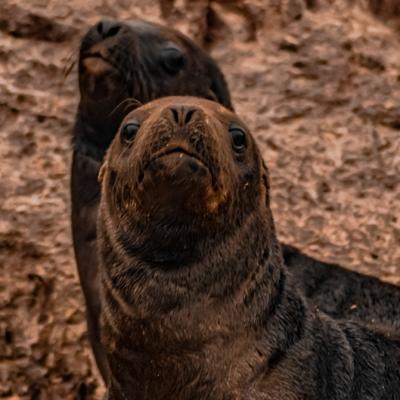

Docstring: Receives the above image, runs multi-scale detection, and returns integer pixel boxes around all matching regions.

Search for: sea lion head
[99,96,272,269]
[77,19,232,152]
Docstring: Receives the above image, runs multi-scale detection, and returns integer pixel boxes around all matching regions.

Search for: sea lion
[98,96,400,400]
[71,17,400,383]
[71,18,232,381]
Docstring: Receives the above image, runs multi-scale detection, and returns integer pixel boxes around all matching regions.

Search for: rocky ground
[0,0,399,398]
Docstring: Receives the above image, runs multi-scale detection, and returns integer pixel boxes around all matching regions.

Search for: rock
[0,2,77,42]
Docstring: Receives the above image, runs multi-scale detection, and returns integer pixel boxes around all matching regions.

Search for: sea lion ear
[98,161,108,183]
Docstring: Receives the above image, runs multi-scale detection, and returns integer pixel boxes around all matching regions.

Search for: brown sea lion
[71,18,400,383]
[98,96,400,400]
[71,18,232,381]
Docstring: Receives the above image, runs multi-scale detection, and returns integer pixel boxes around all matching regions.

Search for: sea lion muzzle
[79,20,130,101]
[138,149,212,211]
[128,105,214,212]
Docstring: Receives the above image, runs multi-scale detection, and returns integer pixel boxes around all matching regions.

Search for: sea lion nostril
[169,106,198,126]
[184,109,196,125]
[171,108,179,124]
[96,20,121,39]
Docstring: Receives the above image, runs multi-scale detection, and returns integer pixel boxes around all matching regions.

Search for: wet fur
[98,97,400,399]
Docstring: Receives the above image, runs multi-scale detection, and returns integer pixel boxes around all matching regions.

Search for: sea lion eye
[229,126,247,153]
[161,46,186,74]
[121,121,140,144]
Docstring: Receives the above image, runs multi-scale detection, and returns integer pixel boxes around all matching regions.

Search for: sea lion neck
[100,210,298,398]
[99,174,283,320]
[100,221,309,399]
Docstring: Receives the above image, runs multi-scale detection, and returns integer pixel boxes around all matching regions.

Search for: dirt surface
[0,0,399,398]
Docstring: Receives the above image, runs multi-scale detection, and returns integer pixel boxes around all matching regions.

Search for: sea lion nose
[169,105,198,127]
[96,20,122,39]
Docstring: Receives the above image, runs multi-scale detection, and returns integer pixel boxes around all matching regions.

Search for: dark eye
[229,127,247,153]
[161,46,185,74]
[121,121,140,144]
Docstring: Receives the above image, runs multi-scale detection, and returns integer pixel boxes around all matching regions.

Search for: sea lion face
[100,97,267,263]
[78,19,232,149]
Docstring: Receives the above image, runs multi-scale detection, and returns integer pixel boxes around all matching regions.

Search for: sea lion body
[71,18,232,381]
[98,97,400,400]
[284,245,400,327]
[71,18,400,383]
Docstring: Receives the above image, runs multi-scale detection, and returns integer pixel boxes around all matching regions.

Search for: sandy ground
[0,0,399,398]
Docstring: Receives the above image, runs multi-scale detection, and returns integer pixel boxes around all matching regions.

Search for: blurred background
[0,0,399,398]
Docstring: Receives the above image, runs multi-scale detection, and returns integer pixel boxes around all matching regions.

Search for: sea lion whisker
[63,46,79,79]
[107,96,142,117]
[58,48,79,93]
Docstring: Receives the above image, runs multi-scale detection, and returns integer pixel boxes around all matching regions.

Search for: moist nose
[169,105,198,127]
[96,19,122,39]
